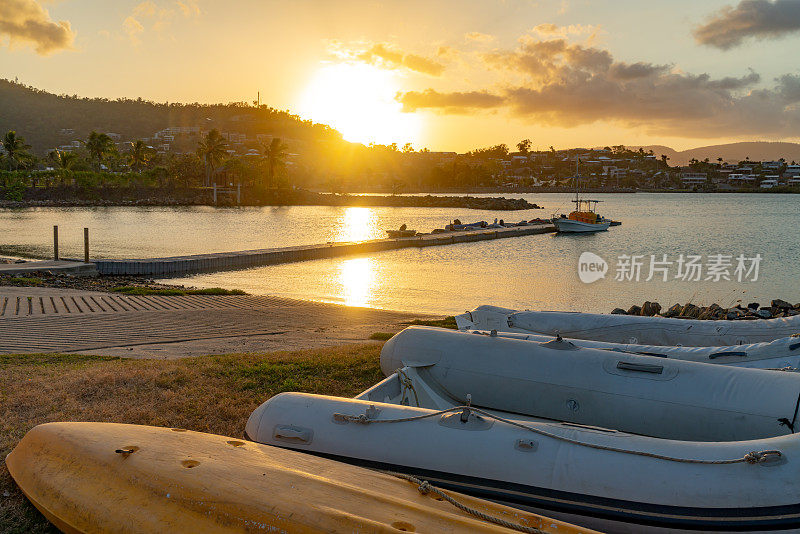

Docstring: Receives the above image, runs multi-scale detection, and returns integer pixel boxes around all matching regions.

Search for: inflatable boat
[455,328,800,370]
[6,422,594,533]
[247,327,800,533]
[456,304,800,346]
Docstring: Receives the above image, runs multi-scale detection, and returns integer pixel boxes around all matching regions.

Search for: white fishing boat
[552,159,611,233]
[457,304,800,346]
[247,326,800,533]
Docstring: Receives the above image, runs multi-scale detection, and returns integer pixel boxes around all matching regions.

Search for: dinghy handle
[461,394,472,423]
[272,425,313,444]
[708,351,748,359]
[616,361,663,374]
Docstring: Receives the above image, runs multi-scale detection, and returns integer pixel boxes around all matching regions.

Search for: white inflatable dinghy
[456,305,800,346]
[458,329,800,370]
[247,326,800,533]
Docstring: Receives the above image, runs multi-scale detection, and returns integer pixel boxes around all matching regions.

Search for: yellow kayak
[6,422,600,533]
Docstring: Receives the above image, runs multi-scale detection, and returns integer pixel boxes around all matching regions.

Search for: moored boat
[457,304,800,346]
[6,422,594,533]
[248,326,800,533]
[386,229,417,238]
[552,160,613,233]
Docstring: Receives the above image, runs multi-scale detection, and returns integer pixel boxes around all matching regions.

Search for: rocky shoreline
[1,189,541,211]
[611,299,800,320]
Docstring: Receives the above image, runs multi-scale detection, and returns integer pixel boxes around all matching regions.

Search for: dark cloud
[397,89,505,113]
[705,70,761,89]
[608,62,670,80]
[693,0,800,49]
[397,38,800,138]
[357,43,445,76]
[776,73,800,102]
[0,0,75,55]
[484,38,611,79]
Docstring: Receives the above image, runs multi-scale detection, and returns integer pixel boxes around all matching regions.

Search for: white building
[681,172,707,185]
[728,174,757,184]
[785,165,800,177]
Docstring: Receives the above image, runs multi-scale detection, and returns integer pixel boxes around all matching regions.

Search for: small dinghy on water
[457,304,800,346]
[6,422,594,534]
[248,326,800,533]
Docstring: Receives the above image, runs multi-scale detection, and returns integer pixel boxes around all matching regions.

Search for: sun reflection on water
[336,207,378,242]
[339,257,375,307]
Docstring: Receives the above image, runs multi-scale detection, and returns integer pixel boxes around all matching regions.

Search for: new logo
[578,252,608,283]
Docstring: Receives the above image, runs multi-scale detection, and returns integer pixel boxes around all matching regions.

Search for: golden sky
[3,0,800,151]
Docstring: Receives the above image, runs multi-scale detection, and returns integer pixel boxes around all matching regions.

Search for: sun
[297,63,421,146]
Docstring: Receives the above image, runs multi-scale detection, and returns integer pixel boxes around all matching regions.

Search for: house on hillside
[728,173,757,185]
[785,164,800,177]
[681,172,707,186]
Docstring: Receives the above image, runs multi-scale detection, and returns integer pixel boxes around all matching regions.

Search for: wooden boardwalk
[93,223,556,276]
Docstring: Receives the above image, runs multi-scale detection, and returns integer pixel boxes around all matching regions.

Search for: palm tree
[196,129,228,186]
[85,131,114,170]
[2,131,34,170]
[48,149,79,185]
[262,137,288,188]
[717,157,723,167]
[127,140,154,173]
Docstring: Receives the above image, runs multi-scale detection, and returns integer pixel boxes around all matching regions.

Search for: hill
[633,142,800,166]
[0,79,343,155]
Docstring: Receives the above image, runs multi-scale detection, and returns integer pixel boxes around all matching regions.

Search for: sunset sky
[3,0,800,151]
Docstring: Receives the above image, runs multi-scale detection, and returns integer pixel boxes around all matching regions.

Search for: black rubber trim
[262,445,800,531]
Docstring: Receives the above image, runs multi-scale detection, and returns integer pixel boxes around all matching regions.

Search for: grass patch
[111,286,247,296]
[0,344,382,532]
[185,287,247,296]
[405,316,458,329]
[5,277,42,287]
[369,332,395,341]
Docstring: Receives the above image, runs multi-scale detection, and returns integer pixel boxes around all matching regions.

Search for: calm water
[2,194,798,315]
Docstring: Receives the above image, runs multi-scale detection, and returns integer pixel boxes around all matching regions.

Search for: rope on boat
[389,472,543,534]
[334,406,782,465]
[397,368,420,407]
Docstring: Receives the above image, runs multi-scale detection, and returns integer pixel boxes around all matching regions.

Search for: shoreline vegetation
[0,185,540,210]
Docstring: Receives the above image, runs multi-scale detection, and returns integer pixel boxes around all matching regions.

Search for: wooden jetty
[93,224,556,276]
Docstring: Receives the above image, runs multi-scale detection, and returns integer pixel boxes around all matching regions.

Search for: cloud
[465,31,494,43]
[0,0,75,55]
[329,42,446,76]
[397,37,799,138]
[483,37,612,79]
[122,15,145,45]
[436,45,458,59]
[694,0,800,49]
[397,89,505,113]
[776,73,800,102]
[531,23,599,37]
[608,62,670,80]
[122,0,201,44]
[176,0,201,17]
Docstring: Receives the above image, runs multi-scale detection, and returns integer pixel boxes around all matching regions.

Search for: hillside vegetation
[634,142,800,166]
[0,79,342,155]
